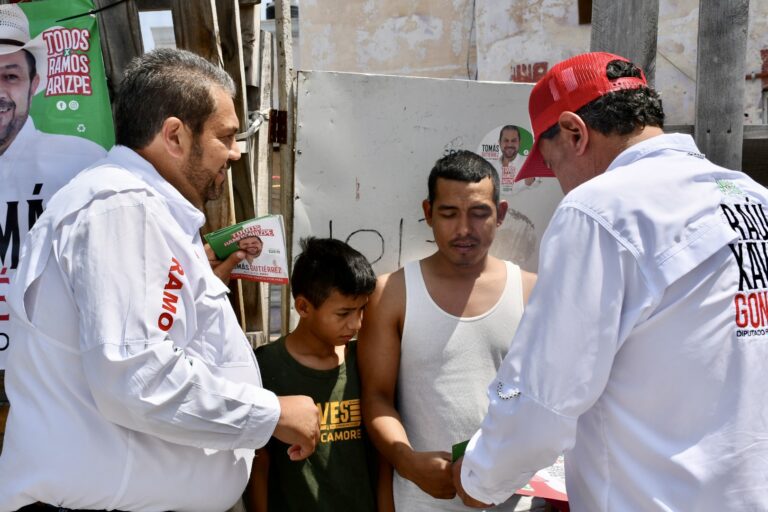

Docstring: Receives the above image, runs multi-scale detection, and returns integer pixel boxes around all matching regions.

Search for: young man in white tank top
[358,150,542,511]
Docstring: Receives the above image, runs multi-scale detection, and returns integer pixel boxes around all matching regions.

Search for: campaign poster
[0,0,113,368]
[22,0,114,149]
[205,215,290,285]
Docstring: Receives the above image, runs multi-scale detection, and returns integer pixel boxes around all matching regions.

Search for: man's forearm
[365,404,415,475]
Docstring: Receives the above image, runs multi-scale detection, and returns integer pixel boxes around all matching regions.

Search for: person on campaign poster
[0,4,106,366]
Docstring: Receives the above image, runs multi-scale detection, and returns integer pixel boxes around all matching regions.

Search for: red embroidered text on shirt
[158,257,184,332]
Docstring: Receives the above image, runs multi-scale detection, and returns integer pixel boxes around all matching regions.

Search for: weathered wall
[299,0,475,79]
[475,0,589,84]
[300,0,768,126]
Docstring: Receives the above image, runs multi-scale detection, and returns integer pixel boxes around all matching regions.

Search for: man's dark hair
[114,48,236,149]
[428,149,500,205]
[22,49,36,83]
[540,59,664,140]
[498,125,521,141]
[291,237,376,308]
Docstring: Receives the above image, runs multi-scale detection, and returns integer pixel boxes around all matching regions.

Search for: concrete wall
[299,0,475,79]
[299,0,768,126]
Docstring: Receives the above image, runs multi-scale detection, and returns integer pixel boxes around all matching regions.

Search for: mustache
[0,99,15,110]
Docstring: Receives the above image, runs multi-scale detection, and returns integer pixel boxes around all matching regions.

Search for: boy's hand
[273,395,321,461]
[204,243,245,284]
[452,456,493,508]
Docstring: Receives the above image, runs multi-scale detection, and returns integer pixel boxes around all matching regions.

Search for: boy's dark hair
[540,59,664,141]
[291,237,376,307]
[428,149,500,206]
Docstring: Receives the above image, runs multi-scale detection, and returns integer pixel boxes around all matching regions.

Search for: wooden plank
[170,0,229,234]
[171,0,222,65]
[590,0,659,85]
[215,0,265,337]
[256,32,273,223]
[171,0,247,324]
[95,0,143,100]
[253,30,274,345]
[136,0,173,11]
[694,0,750,170]
[275,0,295,335]
[240,0,261,110]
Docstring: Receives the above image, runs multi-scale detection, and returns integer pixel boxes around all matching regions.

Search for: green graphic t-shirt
[255,338,377,511]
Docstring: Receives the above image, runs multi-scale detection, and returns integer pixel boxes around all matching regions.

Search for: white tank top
[394,260,525,511]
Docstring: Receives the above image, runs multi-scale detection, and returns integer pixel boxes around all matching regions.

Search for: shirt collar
[107,145,206,234]
[606,133,702,172]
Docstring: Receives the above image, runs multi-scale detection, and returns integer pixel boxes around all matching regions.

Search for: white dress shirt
[461,134,768,511]
[0,146,280,512]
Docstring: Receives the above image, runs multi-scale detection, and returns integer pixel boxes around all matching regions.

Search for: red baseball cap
[515,52,648,182]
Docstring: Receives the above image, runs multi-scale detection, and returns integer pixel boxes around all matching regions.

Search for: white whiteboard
[293,71,563,276]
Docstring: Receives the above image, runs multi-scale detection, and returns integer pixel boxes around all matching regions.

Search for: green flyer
[205,214,290,284]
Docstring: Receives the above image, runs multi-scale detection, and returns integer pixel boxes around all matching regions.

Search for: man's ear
[294,295,313,318]
[422,199,434,227]
[30,74,40,95]
[160,117,192,159]
[557,111,589,156]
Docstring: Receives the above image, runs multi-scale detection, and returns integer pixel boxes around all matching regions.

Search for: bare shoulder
[367,268,406,318]
[520,269,537,304]
[358,269,406,352]
[358,268,407,391]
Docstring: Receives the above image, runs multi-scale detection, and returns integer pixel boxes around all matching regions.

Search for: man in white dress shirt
[0,49,319,512]
[454,52,768,511]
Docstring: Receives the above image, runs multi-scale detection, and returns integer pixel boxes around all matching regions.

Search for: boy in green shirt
[246,237,380,511]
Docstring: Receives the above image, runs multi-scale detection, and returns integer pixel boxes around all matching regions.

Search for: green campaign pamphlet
[452,440,567,502]
[452,439,469,462]
[204,214,289,284]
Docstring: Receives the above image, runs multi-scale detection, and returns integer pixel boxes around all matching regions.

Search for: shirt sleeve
[461,204,654,504]
[61,194,280,451]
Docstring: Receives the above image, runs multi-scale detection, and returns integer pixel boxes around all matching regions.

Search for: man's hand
[400,450,456,499]
[272,395,321,461]
[204,243,245,284]
[452,456,494,508]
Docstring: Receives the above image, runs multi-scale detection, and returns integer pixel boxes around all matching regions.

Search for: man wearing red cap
[453,52,768,511]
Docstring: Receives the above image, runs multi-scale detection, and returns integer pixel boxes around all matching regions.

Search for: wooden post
[590,0,659,85]
[695,0,750,169]
[214,0,268,340]
[275,0,295,335]
[253,30,274,346]
[95,0,143,100]
[240,0,262,110]
[215,0,254,330]
[170,0,233,236]
[171,0,247,323]
[171,0,222,64]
